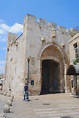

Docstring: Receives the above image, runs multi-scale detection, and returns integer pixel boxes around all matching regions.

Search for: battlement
[24,14,77,36]
[24,14,36,25]
[38,18,47,24]
[24,14,57,29]
[57,26,66,32]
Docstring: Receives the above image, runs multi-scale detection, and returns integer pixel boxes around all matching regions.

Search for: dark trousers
[24,91,28,100]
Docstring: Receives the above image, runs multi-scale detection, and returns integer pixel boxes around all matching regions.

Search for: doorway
[41,59,59,94]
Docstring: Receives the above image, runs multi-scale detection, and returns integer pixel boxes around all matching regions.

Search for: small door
[77,76,79,95]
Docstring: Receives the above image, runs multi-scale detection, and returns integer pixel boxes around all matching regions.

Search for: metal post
[27,58,30,100]
[28,58,30,85]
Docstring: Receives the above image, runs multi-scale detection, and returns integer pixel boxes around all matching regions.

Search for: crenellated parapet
[57,26,66,33]
[24,14,36,26]
[23,14,78,37]
[24,14,57,29]
[68,28,78,36]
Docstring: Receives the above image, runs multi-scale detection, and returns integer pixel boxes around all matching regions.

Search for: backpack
[24,86,28,91]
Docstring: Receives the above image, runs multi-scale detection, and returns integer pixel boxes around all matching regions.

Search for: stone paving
[0,93,79,118]
[0,94,8,114]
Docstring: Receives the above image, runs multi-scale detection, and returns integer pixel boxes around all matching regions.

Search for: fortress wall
[5,33,26,95]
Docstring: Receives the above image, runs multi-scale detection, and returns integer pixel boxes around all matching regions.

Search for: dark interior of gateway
[41,59,59,94]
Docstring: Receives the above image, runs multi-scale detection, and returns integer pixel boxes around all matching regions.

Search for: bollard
[4,104,10,113]
[7,100,12,106]
[11,94,14,99]
[0,91,3,95]
[9,97,13,102]
[3,92,6,96]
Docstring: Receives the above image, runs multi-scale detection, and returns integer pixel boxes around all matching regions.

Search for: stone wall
[4,32,26,95]
[69,33,79,64]
[4,14,77,95]
[24,14,72,94]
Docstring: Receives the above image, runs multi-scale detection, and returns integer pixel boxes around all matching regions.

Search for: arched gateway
[39,42,68,94]
[41,59,59,94]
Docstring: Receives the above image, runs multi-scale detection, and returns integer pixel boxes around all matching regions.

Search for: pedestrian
[23,83,29,101]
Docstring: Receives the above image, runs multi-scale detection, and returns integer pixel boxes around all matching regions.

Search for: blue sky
[0,0,79,74]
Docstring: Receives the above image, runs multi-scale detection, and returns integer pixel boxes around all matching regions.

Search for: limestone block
[9,97,13,102]
[11,94,14,99]
[4,105,10,113]
[7,100,12,106]
[52,28,56,38]
[3,92,6,96]
[0,91,3,95]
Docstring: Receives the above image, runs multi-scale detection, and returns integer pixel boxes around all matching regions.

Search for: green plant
[73,58,78,65]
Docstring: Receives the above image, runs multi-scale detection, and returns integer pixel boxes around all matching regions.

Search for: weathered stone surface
[7,93,11,97]
[7,100,12,106]
[4,105,10,113]
[3,92,6,96]
[4,14,77,96]
[9,97,13,102]
[11,94,14,99]
[0,92,3,95]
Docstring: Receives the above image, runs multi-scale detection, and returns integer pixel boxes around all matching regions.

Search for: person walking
[23,83,29,101]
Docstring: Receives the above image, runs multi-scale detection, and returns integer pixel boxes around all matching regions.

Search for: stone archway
[39,42,67,94]
[41,59,59,94]
[67,64,79,95]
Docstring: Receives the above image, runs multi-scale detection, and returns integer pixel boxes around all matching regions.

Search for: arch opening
[41,59,60,94]
[67,65,79,75]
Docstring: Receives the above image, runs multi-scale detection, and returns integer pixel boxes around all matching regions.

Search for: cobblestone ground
[0,94,8,114]
[1,93,79,118]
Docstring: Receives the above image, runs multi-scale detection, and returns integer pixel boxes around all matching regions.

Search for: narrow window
[73,43,79,62]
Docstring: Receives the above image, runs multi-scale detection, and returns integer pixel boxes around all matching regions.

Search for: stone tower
[4,14,76,96]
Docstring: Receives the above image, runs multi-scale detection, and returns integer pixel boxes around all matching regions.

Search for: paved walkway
[4,93,79,118]
[0,94,8,114]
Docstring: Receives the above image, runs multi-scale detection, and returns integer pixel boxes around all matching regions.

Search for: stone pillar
[74,75,77,95]
[70,76,74,95]
[64,64,68,93]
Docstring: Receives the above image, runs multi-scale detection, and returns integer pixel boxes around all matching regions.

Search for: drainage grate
[61,116,72,118]
[43,103,50,105]
[34,99,39,100]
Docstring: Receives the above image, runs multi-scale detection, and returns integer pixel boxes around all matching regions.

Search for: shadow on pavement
[61,116,72,118]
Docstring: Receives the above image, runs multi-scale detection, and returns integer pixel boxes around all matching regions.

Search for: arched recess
[39,41,69,94]
[67,64,79,95]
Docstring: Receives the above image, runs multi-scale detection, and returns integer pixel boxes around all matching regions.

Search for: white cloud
[0,29,5,34]
[0,61,5,65]
[0,22,23,43]
[0,38,7,42]
[0,22,23,35]
[0,24,10,32]
[9,23,23,33]
[0,19,23,74]
[0,65,5,73]
[0,23,23,34]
